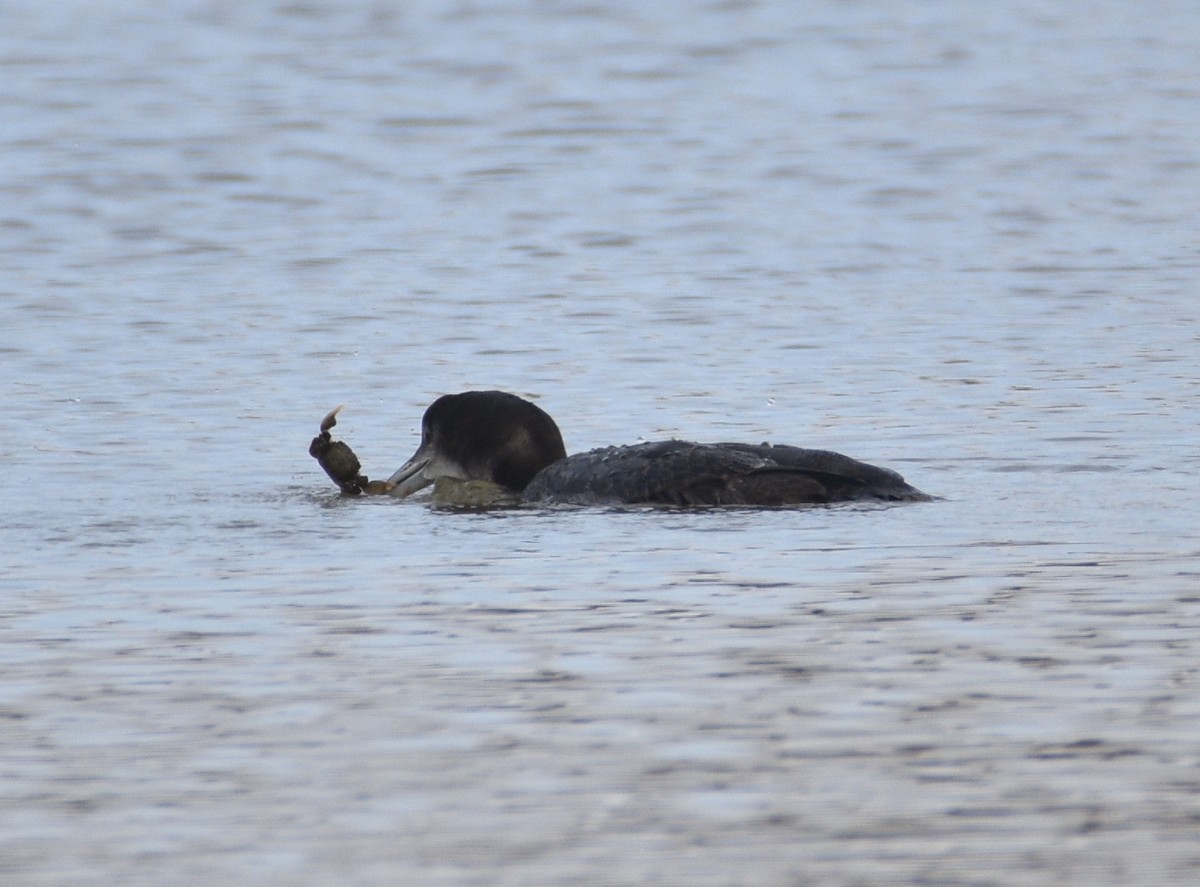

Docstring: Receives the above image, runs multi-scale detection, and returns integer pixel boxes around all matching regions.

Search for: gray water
[3,1,1199,884]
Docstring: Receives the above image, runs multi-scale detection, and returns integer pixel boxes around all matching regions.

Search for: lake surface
[3,1,1199,884]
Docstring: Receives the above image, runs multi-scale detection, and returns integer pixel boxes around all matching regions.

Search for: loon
[310,390,929,507]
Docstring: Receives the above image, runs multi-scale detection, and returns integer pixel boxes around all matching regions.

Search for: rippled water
[3,2,1200,884]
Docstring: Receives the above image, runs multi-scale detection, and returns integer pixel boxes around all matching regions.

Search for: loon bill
[309,390,931,507]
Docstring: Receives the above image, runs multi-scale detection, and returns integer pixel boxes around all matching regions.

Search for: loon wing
[711,442,921,503]
[523,440,924,506]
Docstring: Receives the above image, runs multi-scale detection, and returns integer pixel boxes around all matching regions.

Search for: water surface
[3,2,1199,884]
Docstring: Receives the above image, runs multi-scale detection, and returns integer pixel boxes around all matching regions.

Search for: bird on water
[309,390,930,507]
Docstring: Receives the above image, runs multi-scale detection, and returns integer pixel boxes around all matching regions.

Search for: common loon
[309,390,929,506]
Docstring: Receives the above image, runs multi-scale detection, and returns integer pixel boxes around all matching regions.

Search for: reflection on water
[3,1,1200,884]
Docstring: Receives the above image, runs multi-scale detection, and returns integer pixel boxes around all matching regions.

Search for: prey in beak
[309,406,395,495]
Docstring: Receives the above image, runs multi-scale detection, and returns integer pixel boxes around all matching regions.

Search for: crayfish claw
[320,404,344,434]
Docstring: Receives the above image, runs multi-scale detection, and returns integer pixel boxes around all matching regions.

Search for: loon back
[521,439,927,506]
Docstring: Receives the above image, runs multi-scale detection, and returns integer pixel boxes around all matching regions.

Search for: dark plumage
[522,439,924,506]
[372,390,929,507]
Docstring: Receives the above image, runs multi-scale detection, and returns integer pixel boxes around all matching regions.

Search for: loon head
[386,390,567,496]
